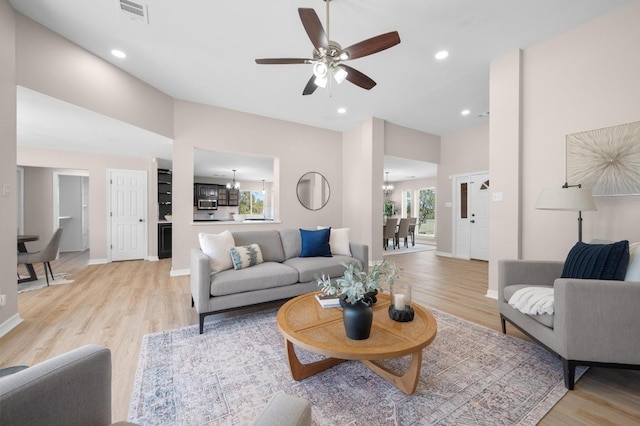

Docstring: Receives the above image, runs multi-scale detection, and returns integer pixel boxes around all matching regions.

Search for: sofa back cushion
[279,228,302,260]
[561,240,630,280]
[232,230,285,263]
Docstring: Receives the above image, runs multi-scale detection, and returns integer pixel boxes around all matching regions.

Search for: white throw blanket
[508,287,554,315]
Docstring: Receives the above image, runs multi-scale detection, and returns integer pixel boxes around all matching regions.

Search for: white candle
[393,293,405,310]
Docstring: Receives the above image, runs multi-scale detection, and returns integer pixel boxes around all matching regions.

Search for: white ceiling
[11,0,634,182]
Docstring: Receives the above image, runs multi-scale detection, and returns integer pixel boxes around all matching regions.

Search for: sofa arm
[0,344,112,426]
[190,248,212,313]
[498,259,564,296]
[554,278,640,364]
[349,242,369,272]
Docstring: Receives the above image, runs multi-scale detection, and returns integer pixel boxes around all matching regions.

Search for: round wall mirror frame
[296,172,330,211]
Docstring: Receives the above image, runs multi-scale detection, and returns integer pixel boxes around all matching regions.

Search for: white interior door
[454,175,470,258]
[470,173,490,261]
[110,170,146,261]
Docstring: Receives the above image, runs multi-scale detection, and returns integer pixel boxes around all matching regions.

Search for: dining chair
[395,218,411,248]
[408,217,417,246]
[17,228,64,286]
[383,217,398,250]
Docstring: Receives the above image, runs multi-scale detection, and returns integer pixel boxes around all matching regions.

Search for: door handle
[139,219,144,222]
[470,220,475,223]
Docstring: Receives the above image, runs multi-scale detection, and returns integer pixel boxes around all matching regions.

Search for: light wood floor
[2,250,639,424]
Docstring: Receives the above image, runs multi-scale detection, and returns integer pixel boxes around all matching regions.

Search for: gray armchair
[17,227,63,285]
[0,344,136,426]
[498,259,640,389]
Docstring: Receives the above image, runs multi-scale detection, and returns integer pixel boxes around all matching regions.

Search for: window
[239,190,264,215]
[404,189,412,218]
[418,188,436,237]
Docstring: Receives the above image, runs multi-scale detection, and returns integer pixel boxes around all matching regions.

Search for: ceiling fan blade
[341,65,376,90]
[255,58,311,65]
[302,75,318,96]
[298,8,328,51]
[341,31,401,60]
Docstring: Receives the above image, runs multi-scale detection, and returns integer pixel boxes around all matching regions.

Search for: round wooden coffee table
[276,292,437,394]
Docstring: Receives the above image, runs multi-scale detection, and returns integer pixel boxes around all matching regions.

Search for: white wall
[0,0,18,335]
[437,124,490,255]
[171,100,344,272]
[488,0,640,293]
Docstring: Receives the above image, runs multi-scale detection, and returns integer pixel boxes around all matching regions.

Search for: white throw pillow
[624,242,640,281]
[230,244,264,270]
[198,230,235,273]
[317,226,351,256]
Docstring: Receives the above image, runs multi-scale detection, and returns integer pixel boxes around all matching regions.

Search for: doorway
[109,169,147,261]
[453,171,489,260]
[53,171,90,252]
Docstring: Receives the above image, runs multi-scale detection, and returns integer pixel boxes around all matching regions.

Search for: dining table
[17,234,39,283]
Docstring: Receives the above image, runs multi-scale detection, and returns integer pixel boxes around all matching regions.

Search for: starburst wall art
[566,120,640,196]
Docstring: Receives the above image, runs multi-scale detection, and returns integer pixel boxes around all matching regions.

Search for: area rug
[383,243,436,256]
[17,273,74,293]
[128,308,585,425]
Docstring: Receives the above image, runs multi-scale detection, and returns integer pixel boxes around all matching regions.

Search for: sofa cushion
[318,226,352,256]
[299,228,331,257]
[625,242,640,281]
[231,230,285,263]
[561,240,630,280]
[284,255,361,283]
[210,262,298,296]
[199,231,234,273]
[230,244,264,270]
[279,228,302,260]
[503,284,554,328]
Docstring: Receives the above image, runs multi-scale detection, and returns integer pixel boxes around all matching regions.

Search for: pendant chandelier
[382,171,394,196]
[226,169,240,190]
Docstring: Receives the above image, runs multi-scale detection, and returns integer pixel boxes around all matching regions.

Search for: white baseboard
[0,314,22,339]
[170,268,190,277]
[147,256,160,262]
[88,258,108,265]
[435,251,453,257]
[485,289,498,300]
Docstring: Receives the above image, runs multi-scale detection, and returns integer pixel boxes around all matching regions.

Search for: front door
[110,169,146,261]
[469,173,490,261]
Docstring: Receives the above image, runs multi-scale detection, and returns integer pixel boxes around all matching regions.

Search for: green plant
[384,200,397,217]
[316,260,398,305]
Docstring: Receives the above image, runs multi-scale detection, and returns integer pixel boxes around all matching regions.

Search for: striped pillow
[230,244,264,270]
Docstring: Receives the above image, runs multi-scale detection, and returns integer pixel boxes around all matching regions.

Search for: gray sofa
[191,228,368,334]
[498,259,640,389]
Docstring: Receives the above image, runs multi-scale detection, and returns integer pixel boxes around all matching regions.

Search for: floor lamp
[535,183,597,242]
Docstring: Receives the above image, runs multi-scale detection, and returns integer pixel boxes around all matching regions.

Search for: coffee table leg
[284,339,346,380]
[361,350,423,395]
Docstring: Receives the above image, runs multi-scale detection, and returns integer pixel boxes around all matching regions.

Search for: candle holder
[389,282,414,322]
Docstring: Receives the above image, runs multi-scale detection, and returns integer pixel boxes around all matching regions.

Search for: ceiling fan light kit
[255,0,400,95]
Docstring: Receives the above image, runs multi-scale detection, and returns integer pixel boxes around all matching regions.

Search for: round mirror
[297,172,330,211]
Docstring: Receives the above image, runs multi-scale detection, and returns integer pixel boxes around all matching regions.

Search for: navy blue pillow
[299,228,332,257]
[561,240,630,280]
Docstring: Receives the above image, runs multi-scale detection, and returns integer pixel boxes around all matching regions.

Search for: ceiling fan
[255,0,401,95]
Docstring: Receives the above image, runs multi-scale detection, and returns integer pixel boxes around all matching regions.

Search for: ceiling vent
[116,0,149,23]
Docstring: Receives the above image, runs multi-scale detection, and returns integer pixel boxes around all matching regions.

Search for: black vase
[339,297,373,340]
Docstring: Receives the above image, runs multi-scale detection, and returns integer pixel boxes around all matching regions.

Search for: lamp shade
[535,187,597,211]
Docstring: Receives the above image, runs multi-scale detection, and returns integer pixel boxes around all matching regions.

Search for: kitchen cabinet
[194,183,219,206]
[158,169,172,220]
[158,222,172,259]
[217,187,228,206]
[228,188,239,206]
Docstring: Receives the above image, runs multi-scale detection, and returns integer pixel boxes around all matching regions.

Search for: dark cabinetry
[228,188,239,206]
[158,169,172,220]
[216,187,239,206]
[158,222,172,259]
[194,183,219,206]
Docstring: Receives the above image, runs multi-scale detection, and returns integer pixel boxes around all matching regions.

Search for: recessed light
[435,50,449,60]
[337,107,347,114]
[461,109,471,116]
[111,49,127,59]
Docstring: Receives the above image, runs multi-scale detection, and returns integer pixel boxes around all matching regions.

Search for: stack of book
[314,293,341,308]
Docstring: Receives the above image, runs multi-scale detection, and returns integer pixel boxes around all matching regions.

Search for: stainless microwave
[197,199,218,210]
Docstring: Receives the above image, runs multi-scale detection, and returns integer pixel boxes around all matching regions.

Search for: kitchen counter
[191,219,278,225]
